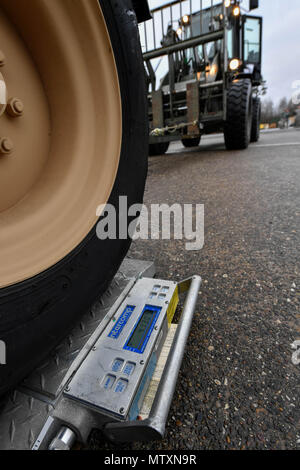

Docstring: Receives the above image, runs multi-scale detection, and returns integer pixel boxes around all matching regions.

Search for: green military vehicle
[142,0,265,155]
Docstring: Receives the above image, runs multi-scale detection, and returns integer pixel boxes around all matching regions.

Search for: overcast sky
[148,0,300,106]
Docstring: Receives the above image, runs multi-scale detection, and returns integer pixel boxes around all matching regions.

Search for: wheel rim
[0,0,122,288]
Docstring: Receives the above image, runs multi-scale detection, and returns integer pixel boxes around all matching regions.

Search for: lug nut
[6,98,24,117]
[0,51,5,67]
[0,138,14,155]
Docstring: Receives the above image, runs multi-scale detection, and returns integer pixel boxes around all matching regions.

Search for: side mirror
[249,0,259,10]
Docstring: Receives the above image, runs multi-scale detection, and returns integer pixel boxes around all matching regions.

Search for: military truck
[142,0,264,155]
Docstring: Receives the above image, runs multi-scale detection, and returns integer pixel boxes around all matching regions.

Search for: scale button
[123,362,135,376]
[161,286,169,293]
[152,285,161,292]
[158,293,166,300]
[149,292,157,299]
[112,358,124,372]
[102,374,116,390]
[115,379,128,393]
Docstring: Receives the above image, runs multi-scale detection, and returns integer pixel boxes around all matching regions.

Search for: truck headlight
[233,6,241,16]
[182,15,190,25]
[176,27,183,37]
[229,58,240,71]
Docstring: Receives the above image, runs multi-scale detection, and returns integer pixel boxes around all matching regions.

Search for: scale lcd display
[124,305,161,354]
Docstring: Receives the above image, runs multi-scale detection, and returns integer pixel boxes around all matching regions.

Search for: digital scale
[64,278,179,421]
[0,259,201,450]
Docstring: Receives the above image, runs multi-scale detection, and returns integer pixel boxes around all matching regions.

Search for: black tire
[181,136,201,148]
[0,0,148,396]
[149,141,170,156]
[250,97,261,142]
[224,79,253,150]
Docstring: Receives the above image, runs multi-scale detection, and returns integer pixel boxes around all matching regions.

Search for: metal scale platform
[0,259,201,450]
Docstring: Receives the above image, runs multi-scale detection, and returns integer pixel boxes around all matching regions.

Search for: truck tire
[250,97,261,142]
[0,0,148,396]
[181,137,201,148]
[149,142,170,156]
[224,79,253,150]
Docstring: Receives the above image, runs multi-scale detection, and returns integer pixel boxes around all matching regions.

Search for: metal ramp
[0,259,155,450]
[0,259,201,450]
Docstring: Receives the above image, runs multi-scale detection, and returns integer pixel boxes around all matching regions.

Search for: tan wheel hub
[0,0,122,288]
[6,97,24,117]
[0,70,7,117]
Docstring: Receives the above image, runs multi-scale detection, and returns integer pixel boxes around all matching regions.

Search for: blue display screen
[123,305,161,354]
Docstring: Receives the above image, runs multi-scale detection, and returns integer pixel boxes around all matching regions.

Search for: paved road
[93,128,300,450]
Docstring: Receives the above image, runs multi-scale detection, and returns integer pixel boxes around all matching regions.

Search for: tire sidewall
[251,97,261,142]
[245,82,253,146]
[182,137,201,148]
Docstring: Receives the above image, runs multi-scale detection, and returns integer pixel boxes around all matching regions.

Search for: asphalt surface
[92,128,300,450]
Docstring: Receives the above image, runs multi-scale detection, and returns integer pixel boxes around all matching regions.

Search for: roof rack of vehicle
[140,0,223,54]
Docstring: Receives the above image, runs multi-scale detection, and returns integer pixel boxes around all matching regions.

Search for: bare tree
[278,97,288,114]
[261,98,275,123]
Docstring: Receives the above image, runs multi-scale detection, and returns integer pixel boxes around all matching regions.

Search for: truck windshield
[243,17,261,64]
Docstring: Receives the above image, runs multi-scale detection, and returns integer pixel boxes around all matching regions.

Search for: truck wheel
[181,137,201,148]
[0,0,148,396]
[224,79,253,150]
[149,142,170,156]
[250,97,261,142]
